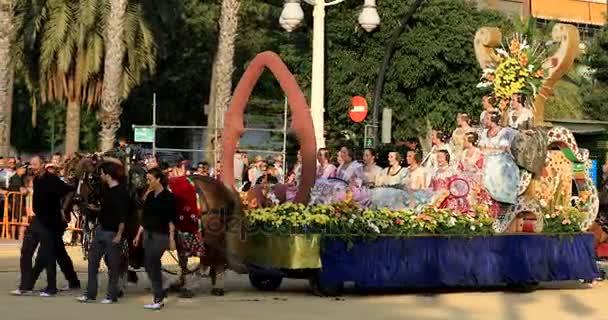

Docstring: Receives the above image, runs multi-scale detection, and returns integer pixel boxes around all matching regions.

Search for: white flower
[496,48,509,57]
[368,222,380,234]
[539,199,548,208]
[351,214,357,219]
[476,82,491,88]
[470,225,476,231]
[447,217,457,227]
[479,223,483,228]
[545,214,551,219]
[348,218,354,224]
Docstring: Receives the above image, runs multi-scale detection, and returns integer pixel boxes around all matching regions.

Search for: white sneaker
[39,291,56,297]
[10,289,32,296]
[76,295,94,303]
[143,301,164,310]
[100,298,116,304]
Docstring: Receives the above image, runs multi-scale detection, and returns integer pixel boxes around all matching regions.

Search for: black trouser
[19,218,57,293]
[143,231,168,302]
[86,227,122,300]
[32,228,79,286]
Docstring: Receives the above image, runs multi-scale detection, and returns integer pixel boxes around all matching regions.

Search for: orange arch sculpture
[220,51,317,204]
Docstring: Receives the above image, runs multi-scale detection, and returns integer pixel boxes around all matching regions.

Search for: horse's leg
[211,264,225,296]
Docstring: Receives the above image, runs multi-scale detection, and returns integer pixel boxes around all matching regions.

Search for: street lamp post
[280,0,380,149]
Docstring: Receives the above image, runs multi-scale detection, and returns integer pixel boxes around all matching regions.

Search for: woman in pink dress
[430,150,471,214]
[316,148,336,179]
[457,132,499,217]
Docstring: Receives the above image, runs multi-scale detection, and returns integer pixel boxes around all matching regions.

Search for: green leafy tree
[583,24,608,121]
[305,0,509,148]
[13,0,156,155]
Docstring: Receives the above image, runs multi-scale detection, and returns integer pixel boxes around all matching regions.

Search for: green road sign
[365,138,374,148]
[134,127,155,143]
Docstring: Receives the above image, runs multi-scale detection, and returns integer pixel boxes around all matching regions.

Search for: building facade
[476,0,606,42]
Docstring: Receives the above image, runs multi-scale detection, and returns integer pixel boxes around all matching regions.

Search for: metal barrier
[0,192,82,240]
[0,192,30,240]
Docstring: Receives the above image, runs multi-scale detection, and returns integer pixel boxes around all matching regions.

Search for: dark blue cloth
[319,234,600,289]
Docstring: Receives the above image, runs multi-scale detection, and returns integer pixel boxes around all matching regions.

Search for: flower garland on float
[244,200,586,240]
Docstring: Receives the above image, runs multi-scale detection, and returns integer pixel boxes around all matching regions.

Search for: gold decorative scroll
[233,234,322,269]
[474,24,580,126]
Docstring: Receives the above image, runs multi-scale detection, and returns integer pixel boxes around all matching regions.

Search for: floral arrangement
[245,201,496,238]
[542,205,586,234]
[477,34,548,109]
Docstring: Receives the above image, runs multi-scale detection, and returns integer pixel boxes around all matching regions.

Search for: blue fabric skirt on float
[319,234,599,289]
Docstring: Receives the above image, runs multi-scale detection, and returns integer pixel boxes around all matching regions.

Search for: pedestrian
[11,156,77,297]
[133,167,177,310]
[77,161,129,304]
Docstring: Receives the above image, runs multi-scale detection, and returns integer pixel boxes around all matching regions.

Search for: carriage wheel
[160,250,201,276]
[308,272,343,297]
[248,272,283,291]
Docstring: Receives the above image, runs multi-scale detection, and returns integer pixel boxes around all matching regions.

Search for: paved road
[0,241,606,320]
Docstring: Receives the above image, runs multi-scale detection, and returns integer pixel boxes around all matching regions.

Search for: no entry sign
[349,96,368,123]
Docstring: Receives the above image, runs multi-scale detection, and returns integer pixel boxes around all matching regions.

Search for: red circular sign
[349,96,368,123]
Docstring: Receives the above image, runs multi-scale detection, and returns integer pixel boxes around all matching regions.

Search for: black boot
[211,288,224,296]
[127,270,138,284]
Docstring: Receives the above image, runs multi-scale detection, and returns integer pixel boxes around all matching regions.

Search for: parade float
[221,23,601,296]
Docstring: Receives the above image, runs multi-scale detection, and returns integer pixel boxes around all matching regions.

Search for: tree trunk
[99,0,127,152]
[0,0,14,156]
[205,0,240,163]
[64,100,81,156]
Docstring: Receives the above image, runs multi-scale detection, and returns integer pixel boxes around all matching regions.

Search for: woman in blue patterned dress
[478,110,519,205]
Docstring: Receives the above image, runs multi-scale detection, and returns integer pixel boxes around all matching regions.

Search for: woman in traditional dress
[430,150,474,213]
[451,113,475,162]
[430,150,457,192]
[336,146,363,185]
[425,129,452,171]
[404,150,426,191]
[370,151,407,210]
[480,95,496,127]
[457,132,500,216]
[508,93,534,130]
[336,146,370,207]
[375,152,407,188]
[292,151,302,185]
[478,110,519,205]
[458,132,484,184]
[316,148,336,179]
[362,148,382,188]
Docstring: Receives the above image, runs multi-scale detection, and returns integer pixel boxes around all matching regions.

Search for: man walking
[11,156,76,297]
[77,161,129,304]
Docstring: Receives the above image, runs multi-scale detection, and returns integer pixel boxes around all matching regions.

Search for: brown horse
[65,155,243,296]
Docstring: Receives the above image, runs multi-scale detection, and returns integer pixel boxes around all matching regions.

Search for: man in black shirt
[77,161,129,304]
[12,156,76,297]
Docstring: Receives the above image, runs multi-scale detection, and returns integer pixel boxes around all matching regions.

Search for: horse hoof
[211,288,224,296]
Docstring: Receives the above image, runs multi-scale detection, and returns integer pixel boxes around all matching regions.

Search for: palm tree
[98,0,128,152]
[99,0,156,152]
[205,0,240,162]
[0,0,15,156]
[13,0,155,155]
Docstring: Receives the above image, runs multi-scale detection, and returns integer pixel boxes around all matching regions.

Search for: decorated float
[221,24,601,296]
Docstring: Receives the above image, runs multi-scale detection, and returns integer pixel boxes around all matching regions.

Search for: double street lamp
[279,0,380,149]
